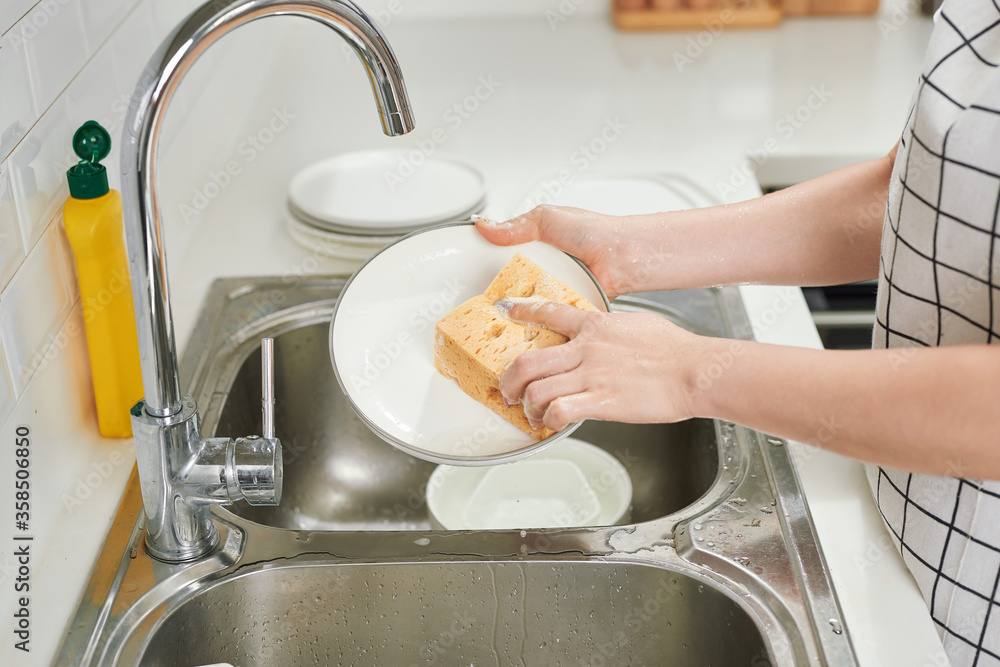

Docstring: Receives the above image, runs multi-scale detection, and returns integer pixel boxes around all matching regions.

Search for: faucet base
[130,390,282,562]
[131,397,220,563]
[144,527,219,563]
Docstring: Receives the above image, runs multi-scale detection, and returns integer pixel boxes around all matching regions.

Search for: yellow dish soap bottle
[63,121,143,437]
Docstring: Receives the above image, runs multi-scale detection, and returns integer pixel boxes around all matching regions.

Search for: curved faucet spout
[120,0,413,562]
[121,0,414,417]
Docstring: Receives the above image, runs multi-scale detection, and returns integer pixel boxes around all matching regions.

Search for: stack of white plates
[286,149,487,261]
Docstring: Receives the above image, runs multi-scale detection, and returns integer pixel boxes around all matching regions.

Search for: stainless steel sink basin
[58,276,858,666]
[212,321,720,530]
[216,322,439,530]
[137,560,766,667]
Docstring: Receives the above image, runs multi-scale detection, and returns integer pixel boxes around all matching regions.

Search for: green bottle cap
[66,120,111,200]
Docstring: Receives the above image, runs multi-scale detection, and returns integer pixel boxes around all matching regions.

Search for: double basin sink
[58,276,856,666]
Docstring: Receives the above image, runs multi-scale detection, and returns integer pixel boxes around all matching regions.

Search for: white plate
[289,195,486,238]
[289,149,487,235]
[285,215,400,262]
[426,437,633,529]
[329,222,610,466]
[285,198,485,262]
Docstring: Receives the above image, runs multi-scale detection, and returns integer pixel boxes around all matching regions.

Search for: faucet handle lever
[226,336,282,507]
[261,337,275,439]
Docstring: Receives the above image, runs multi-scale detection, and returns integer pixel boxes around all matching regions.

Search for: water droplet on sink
[414,537,430,546]
[706,541,715,547]
[829,619,843,634]
[693,523,702,531]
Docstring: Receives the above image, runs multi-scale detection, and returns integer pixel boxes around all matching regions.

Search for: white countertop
[2,5,946,665]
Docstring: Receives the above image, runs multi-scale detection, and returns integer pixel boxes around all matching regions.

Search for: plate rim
[328,220,612,467]
[288,195,487,237]
[288,149,488,233]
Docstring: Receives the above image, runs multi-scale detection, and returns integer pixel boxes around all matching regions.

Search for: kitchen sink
[57,277,857,666]
[137,560,766,667]
[213,321,720,531]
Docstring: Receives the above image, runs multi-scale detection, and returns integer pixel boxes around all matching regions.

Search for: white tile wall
[0,0,36,36]
[10,93,72,251]
[0,166,25,291]
[80,0,133,54]
[0,0,151,429]
[0,0,267,431]
[0,157,17,426]
[0,342,13,429]
[0,220,77,397]
[109,1,155,101]
[0,28,37,159]
[19,0,89,114]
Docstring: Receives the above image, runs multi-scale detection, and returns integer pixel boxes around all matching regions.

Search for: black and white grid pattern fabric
[866,0,1000,664]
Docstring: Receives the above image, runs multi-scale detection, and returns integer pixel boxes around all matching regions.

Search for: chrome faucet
[120,0,414,562]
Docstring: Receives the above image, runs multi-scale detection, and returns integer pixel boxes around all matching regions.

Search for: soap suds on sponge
[433,254,597,440]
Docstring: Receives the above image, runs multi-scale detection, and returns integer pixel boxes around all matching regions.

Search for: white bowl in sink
[426,437,633,530]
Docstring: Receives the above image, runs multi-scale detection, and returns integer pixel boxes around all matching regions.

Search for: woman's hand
[497,300,705,431]
[477,206,636,299]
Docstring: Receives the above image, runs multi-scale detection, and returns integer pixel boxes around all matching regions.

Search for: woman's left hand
[498,301,705,431]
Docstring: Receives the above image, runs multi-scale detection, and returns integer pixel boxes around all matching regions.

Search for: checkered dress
[866,0,1000,664]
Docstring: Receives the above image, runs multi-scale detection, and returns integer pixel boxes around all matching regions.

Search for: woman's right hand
[475,206,636,299]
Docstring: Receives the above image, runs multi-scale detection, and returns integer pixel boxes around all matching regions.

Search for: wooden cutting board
[783,0,879,15]
[613,0,783,30]
[612,0,879,30]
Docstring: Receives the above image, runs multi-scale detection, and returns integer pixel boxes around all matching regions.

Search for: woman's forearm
[477,147,895,298]
[621,147,896,293]
[688,338,1000,478]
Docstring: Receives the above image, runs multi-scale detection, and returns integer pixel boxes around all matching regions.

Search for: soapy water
[494,296,550,316]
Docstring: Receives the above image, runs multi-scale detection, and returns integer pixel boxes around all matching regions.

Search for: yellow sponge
[434,254,598,439]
